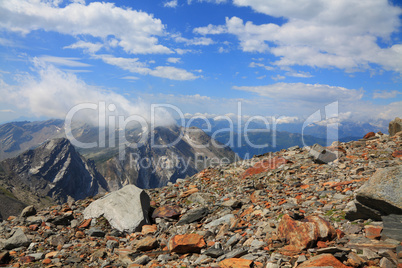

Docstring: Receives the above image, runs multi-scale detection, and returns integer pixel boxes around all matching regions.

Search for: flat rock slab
[382,214,402,241]
[356,165,402,215]
[83,185,151,233]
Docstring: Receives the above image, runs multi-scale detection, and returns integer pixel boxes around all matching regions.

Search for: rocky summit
[0,129,401,268]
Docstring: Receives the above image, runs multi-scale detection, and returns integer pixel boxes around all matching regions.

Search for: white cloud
[0,0,172,54]
[193,24,227,35]
[249,62,275,71]
[173,35,214,46]
[194,0,402,73]
[64,41,103,54]
[233,82,364,103]
[164,0,178,8]
[98,55,199,81]
[121,76,139,81]
[0,109,15,113]
[167,57,181,63]
[0,59,175,126]
[271,74,285,81]
[38,55,91,67]
[372,90,401,99]
[188,0,227,4]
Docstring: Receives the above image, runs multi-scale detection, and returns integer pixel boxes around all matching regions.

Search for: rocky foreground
[0,130,401,268]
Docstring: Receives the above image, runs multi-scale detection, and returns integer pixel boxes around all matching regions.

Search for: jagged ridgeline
[0,120,237,214]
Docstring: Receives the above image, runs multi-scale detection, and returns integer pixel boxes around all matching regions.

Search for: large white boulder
[83,185,151,233]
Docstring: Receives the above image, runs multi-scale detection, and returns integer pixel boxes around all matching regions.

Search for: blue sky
[0,0,401,126]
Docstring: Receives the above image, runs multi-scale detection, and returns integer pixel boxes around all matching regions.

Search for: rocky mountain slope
[0,138,109,217]
[0,120,237,190]
[0,123,400,267]
[98,125,237,189]
[0,119,65,161]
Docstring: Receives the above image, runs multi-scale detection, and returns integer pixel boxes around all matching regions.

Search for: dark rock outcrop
[0,138,108,205]
[97,125,237,189]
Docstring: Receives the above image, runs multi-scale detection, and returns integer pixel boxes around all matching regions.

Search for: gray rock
[344,200,382,221]
[204,247,224,258]
[134,255,150,265]
[4,228,30,250]
[363,248,380,260]
[356,166,402,215]
[379,257,394,268]
[177,207,209,225]
[51,212,74,226]
[83,185,151,233]
[28,253,44,260]
[382,214,402,241]
[221,199,242,209]
[88,228,106,237]
[309,144,337,164]
[389,117,402,136]
[223,248,248,259]
[106,240,119,250]
[48,235,66,247]
[205,214,234,229]
[20,205,36,217]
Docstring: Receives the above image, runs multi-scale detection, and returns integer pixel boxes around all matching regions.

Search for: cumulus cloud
[0,0,171,54]
[194,0,402,73]
[0,59,176,126]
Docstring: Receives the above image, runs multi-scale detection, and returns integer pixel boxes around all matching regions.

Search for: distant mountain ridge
[0,119,65,161]
[0,138,109,203]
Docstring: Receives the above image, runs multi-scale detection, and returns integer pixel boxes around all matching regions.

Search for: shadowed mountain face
[97,125,237,189]
[0,138,109,207]
[0,119,65,161]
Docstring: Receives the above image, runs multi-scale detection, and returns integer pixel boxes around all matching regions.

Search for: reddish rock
[363,132,375,139]
[277,214,336,251]
[180,188,199,198]
[304,215,336,241]
[45,251,59,259]
[20,256,35,263]
[241,157,289,179]
[278,214,317,251]
[78,219,92,229]
[364,225,382,239]
[42,258,52,265]
[152,205,181,219]
[168,234,206,253]
[298,254,351,268]
[142,224,157,235]
[28,224,38,231]
[219,258,253,268]
[75,231,85,239]
[135,236,158,251]
[392,150,402,158]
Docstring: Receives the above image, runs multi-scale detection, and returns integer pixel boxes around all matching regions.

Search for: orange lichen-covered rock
[219,258,253,268]
[241,157,289,179]
[298,254,351,268]
[277,214,336,251]
[168,234,206,253]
